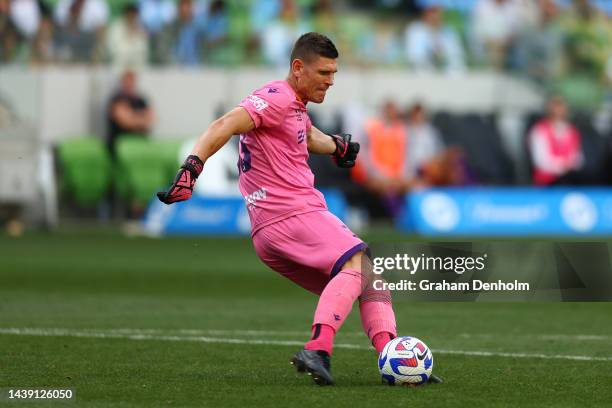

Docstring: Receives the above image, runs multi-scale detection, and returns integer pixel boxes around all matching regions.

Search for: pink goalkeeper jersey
[238,80,327,235]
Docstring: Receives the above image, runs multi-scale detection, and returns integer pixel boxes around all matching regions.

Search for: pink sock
[305,269,364,355]
[359,289,397,353]
[372,332,394,353]
[304,324,335,355]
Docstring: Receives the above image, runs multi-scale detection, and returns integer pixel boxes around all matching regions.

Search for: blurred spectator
[140,0,209,64]
[261,0,310,68]
[516,0,565,85]
[408,103,475,186]
[0,0,20,62]
[353,100,470,220]
[528,95,584,185]
[250,0,280,34]
[471,0,523,69]
[10,0,41,40]
[106,3,149,71]
[404,4,465,73]
[138,0,176,64]
[358,19,403,66]
[311,0,338,39]
[202,0,229,63]
[31,13,54,64]
[561,0,610,79]
[405,102,445,181]
[158,0,205,66]
[138,0,176,33]
[514,0,540,31]
[355,100,412,218]
[106,70,155,159]
[54,0,109,63]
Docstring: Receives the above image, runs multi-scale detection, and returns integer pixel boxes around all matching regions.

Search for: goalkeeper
[158,32,397,386]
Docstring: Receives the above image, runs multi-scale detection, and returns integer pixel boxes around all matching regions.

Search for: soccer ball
[378,336,433,386]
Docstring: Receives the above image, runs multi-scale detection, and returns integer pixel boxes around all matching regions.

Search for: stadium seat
[433,111,515,184]
[431,111,456,140]
[115,136,169,206]
[572,113,608,184]
[151,138,184,180]
[519,111,543,182]
[56,136,112,207]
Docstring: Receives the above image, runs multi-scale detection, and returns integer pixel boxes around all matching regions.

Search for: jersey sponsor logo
[247,95,268,111]
[244,187,267,210]
[267,88,278,93]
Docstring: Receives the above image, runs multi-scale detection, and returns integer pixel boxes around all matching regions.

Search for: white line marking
[1,328,612,362]
[538,334,612,341]
[97,328,315,337]
[433,349,612,362]
[460,333,612,341]
[0,328,362,349]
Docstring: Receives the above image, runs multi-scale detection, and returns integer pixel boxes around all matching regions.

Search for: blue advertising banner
[143,188,348,236]
[400,188,612,236]
[143,195,251,236]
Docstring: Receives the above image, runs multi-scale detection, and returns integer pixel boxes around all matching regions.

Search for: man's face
[0,0,9,14]
[179,0,193,20]
[424,7,442,27]
[383,101,400,122]
[548,96,567,120]
[294,56,337,104]
[126,10,138,26]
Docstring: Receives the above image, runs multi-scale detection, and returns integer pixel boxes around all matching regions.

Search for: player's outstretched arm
[157,107,255,204]
[307,125,360,168]
[307,125,336,154]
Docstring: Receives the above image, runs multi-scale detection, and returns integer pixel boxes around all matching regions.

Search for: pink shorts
[253,210,366,295]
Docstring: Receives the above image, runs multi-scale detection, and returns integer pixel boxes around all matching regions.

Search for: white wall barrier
[0,67,544,144]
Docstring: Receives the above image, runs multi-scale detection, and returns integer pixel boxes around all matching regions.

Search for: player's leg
[304,250,365,355]
[358,253,398,353]
[252,210,384,384]
[253,216,358,385]
[305,250,397,355]
[359,287,397,353]
[254,218,364,342]
[295,248,365,385]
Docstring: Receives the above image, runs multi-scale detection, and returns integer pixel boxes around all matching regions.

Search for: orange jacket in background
[352,118,407,183]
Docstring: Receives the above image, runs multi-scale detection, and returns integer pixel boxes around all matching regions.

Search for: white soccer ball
[378,336,434,386]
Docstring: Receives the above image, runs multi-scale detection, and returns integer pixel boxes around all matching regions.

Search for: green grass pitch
[1,231,611,407]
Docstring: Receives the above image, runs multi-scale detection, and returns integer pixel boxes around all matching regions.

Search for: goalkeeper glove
[157,155,204,204]
[330,133,360,168]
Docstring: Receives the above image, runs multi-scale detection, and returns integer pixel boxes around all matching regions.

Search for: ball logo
[421,193,459,231]
[560,193,597,232]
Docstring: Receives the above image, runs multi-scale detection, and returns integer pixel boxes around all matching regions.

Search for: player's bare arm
[157,107,254,204]
[307,125,336,154]
[190,107,255,162]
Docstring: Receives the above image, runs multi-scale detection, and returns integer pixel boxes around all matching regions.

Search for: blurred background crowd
[2,0,612,96]
[3,0,612,234]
